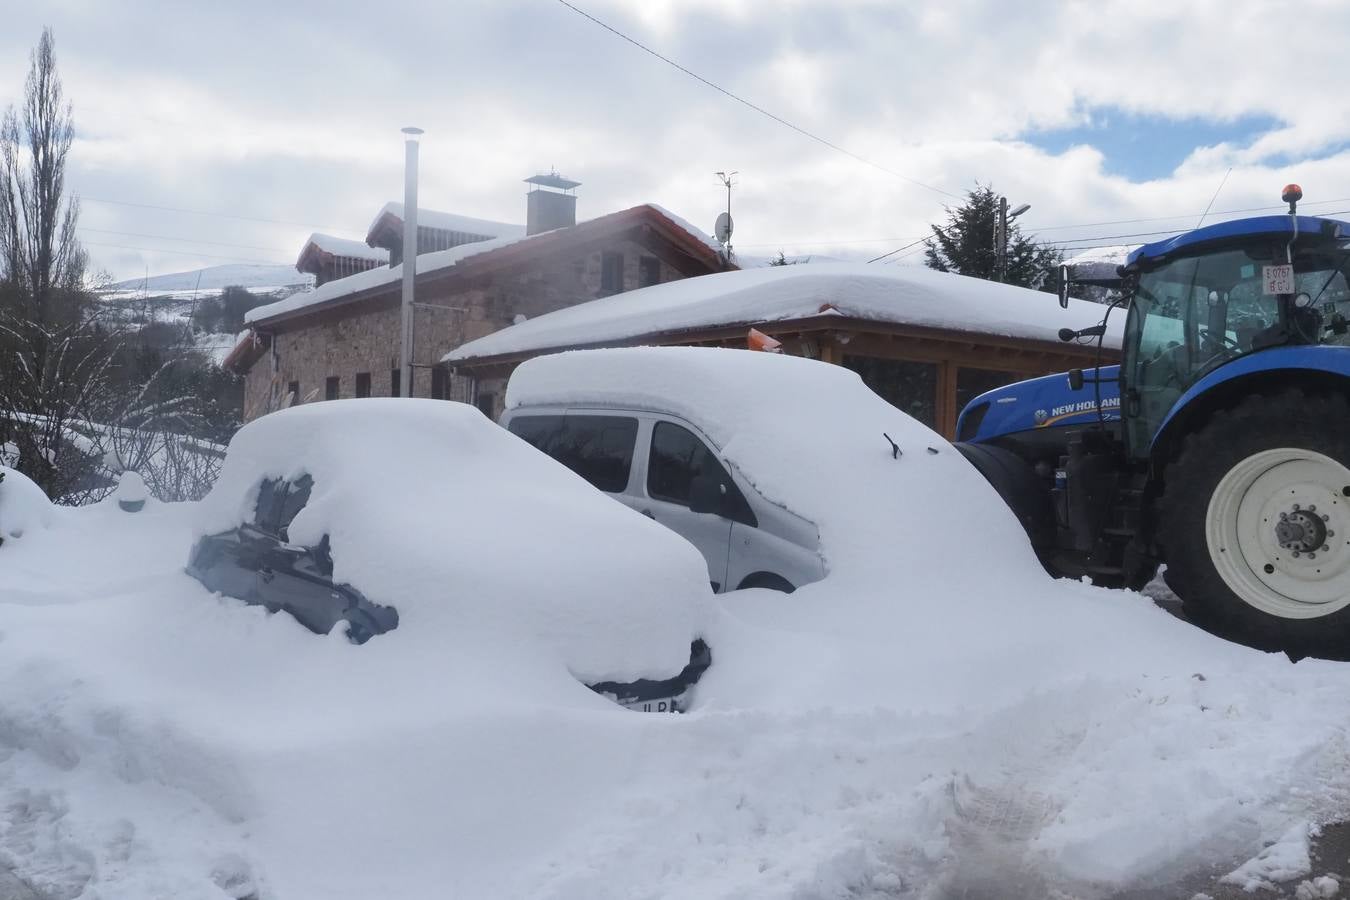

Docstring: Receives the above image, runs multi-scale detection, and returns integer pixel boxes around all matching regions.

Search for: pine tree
[923,185,1062,292]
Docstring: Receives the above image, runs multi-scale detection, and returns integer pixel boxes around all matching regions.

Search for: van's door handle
[641,509,655,519]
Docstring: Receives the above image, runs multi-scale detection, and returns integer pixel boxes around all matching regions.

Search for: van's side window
[508,415,638,493]
[649,422,726,504]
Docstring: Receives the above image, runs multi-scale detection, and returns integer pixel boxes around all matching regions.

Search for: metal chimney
[399,127,423,397]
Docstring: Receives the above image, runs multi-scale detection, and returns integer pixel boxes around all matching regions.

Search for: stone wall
[243,238,686,422]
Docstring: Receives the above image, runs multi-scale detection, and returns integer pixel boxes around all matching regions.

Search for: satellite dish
[715,212,734,245]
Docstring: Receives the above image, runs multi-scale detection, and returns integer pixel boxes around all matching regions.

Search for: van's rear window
[508,415,638,493]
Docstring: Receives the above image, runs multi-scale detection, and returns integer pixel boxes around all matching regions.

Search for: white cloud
[0,0,1348,279]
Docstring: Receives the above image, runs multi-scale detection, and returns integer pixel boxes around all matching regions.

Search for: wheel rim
[1206,447,1350,620]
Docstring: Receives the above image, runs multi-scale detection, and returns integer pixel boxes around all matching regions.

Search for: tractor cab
[1118,196,1350,459]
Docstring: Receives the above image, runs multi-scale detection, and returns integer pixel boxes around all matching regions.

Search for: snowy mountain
[109,263,311,295]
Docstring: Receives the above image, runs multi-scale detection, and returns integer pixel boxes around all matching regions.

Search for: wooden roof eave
[444,314,1117,372]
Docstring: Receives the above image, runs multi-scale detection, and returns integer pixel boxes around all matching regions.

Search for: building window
[355,372,372,398]
[601,251,624,293]
[843,355,938,428]
[325,376,340,401]
[390,368,401,397]
[286,381,299,405]
[431,367,448,400]
[639,255,661,288]
[475,391,497,419]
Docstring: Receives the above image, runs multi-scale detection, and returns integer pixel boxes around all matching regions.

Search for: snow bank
[447,261,1122,363]
[5,353,1350,898]
[198,398,709,682]
[0,466,55,541]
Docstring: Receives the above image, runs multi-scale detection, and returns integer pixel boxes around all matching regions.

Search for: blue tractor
[956,186,1350,655]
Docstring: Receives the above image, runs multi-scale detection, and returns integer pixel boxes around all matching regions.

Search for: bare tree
[0,28,114,499]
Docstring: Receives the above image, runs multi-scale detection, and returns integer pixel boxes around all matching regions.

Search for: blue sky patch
[1023,107,1281,181]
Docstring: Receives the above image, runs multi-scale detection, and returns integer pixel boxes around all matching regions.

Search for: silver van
[500,405,824,594]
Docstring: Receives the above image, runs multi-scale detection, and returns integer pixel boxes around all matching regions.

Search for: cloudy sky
[4,0,1350,283]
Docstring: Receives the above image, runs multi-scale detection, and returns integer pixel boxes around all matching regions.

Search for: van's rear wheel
[1160,390,1350,655]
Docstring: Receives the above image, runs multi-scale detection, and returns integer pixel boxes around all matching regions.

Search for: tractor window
[1125,242,1350,455]
[1127,249,1278,454]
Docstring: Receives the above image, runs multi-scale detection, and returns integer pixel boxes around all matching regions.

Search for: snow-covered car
[187,398,714,710]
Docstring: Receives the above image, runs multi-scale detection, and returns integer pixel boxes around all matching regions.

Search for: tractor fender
[1150,345,1350,465]
[954,441,1055,552]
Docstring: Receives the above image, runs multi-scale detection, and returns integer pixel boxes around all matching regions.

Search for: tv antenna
[714,170,737,260]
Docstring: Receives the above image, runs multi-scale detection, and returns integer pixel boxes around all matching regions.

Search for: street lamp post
[995,197,1031,282]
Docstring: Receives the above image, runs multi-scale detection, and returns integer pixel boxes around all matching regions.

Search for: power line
[82,196,338,231]
[867,235,930,263]
[1051,208,1350,252]
[80,240,285,265]
[1025,197,1350,233]
[79,226,283,253]
[554,0,961,201]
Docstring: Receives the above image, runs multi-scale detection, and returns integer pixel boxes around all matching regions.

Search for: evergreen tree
[923,185,1062,292]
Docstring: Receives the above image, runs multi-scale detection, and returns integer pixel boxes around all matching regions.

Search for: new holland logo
[1035,396,1122,427]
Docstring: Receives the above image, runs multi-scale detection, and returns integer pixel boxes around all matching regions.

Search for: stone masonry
[243,238,687,422]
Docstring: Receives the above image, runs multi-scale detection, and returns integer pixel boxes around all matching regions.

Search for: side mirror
[1068,368,1084,391]
[688,475,724,515]
[1058,264,1071,309]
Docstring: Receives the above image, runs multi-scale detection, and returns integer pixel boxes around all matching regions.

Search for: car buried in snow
[185,398,713,712]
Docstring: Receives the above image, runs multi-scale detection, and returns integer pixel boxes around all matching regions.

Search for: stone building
[226,187,734,420]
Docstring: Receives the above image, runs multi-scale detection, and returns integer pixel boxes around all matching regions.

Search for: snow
[298,232,389,263]
[109,264,311,295]
[0,466,55,540]
[1221,822,1314,891]
[446,262,1123,364]
[6,350,1350,897]
[1297,876,1342,899]
[368,202,524,241]
[1065,245,1137,267]
[198,398,710,682]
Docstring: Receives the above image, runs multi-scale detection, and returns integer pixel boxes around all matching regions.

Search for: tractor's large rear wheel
[1161,390,1350,655]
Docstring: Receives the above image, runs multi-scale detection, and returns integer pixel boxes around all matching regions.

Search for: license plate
[1263,264,1295,294]
[619,695,683,713]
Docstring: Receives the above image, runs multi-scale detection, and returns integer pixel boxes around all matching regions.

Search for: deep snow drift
[2,352,1350,899]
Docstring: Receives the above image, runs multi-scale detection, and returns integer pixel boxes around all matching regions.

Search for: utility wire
[80,240,284,265]
[83,196,339,231]
[866,235,930,263]
[1025,196,1350,232]
[79,226,284,254]
[554,0,961,201]
[1052,208,1350,252]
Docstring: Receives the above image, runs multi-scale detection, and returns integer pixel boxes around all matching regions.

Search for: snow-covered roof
[367,202,525,242]
[246,204,728,327]
[299,233,389,264]
[1065,245,1137,267]
[445,262,1122,364]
